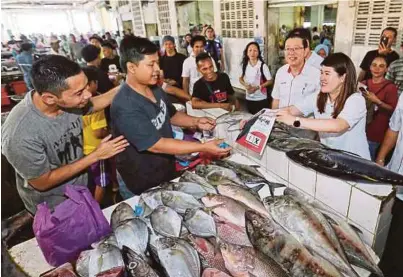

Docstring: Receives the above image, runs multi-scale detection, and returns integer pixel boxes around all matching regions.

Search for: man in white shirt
[182,35,206,96]
[375,93,403,277]
[272,33,321,109]
[289,28,324,70]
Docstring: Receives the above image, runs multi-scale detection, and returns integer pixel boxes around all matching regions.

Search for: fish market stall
[8,108,399,277]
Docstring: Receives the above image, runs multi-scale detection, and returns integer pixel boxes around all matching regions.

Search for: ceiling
[1,0,94,10]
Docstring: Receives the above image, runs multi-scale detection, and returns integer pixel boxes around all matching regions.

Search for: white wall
[142,2,157,24]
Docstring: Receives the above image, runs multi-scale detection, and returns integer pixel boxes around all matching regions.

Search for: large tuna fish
[196,164,245,186]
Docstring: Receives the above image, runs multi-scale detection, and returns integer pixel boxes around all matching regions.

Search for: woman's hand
[276,109,296,126]
[363,91,382,105]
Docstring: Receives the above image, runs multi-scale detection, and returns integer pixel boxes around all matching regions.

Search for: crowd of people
[1,23,403,276]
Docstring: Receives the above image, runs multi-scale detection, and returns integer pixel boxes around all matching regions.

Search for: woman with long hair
[276,52,370,159]
[239,42,273,114]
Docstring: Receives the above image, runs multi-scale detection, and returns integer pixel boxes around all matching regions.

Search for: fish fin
[249,184,265,194]
[322,212,338,226]
[203,203,226,214]
[349,223,363,235]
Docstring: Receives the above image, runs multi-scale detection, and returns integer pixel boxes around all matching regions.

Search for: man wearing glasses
[271,33,321,109]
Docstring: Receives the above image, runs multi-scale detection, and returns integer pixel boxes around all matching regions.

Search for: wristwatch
[293,117,301,128]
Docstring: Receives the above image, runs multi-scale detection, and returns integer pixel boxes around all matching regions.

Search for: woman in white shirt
[239,42,273,114]
[276,52,371,159]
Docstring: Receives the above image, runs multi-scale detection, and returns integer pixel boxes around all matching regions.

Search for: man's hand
[93,135,129,161]
[196,117,216,131]
[276,109,295,126]
[202,139,232,157]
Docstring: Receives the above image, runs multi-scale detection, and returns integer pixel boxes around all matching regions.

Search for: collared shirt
[388,93,403,200]
[272,63,321,108]
[242,60,272,101]
[306,51,324,70]
[386,57,403,96]
[296,92,370,159]
[182,54,201,95]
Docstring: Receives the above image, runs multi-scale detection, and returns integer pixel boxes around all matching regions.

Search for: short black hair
[371,54,388,65]
[195,52,212,65]
[81,45,100,63]
[119,36,159,73]
[285,32,308,49]
[382,27,398,38]
[288,28,312,45]
[89,35,103,44]
[31,55,82,96]
[190,35,206,47]
[312,27,318,32]
[102,42,114,49]
[82,66,98,83]
[20,42,32,52]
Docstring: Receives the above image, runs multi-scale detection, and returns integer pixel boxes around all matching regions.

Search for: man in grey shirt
[2,55,128,216]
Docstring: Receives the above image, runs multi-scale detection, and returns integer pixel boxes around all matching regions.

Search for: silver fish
[264,195,358,277]
[92,233,119,249]
[184,209,217,237]
[88,243,124,277]
[215,215,252,247]
[164,181,217,199]
[114,218,149,257]
[216,111,252,125]
[76,249,92,277]
[110,202,136,230]
[219,240,290,277]
[122,246,159,277]
[201,194,247,227]
[180,171,215,188]
[161,190,203,214]
[217,184,269,217]
[202,268,232,277]
[137,197,154,217]
[150,206,182,237]
[273,121,319,141]
[267,137,327,152]
[245,210,343,277]
[196,164,244,186]
[157,237,201,277]
[141,189,164,210]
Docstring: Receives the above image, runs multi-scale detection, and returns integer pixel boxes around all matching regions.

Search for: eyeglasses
[285,47,305,53]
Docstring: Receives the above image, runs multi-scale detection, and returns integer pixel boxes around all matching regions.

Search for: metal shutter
[353,0,403,46]
[156,0,171,36]
[131,0,145,36]
[221,0,254,38]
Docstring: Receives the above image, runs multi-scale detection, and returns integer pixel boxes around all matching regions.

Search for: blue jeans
[368,140,380,161]
[116,170,135,200]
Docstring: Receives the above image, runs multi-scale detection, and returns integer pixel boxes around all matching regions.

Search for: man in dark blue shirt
[111,36,231,194]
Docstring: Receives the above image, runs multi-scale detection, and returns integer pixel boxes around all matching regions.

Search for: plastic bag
[33,185,112,266]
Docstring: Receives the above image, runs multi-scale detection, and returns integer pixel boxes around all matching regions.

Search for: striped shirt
[386,57,403,96]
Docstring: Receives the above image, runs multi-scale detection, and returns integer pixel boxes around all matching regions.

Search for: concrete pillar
[334,1,356,55]
[213,0,221,35]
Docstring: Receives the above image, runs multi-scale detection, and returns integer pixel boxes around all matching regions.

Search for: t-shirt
[110,83,177,194]
[182,55,201,95]
[364,79,398,143]
[242,61,272,101]
[83,110,107,155]
[192,73,235,103]
[306,51,324,70]
[295,92,371,159]
[360,49,400,80]
[1,91,88,214]
[100,56,122,73]
[272,63,321,108]
[205,39,222,65]
[388,93,403,200]
[160,53,187,88]
[386,57,403,96]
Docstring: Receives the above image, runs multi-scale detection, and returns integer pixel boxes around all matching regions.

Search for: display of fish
[114,218,149,257]
[219,240,290,277]
[161,190,203,214]
[201,194,247,227]
[214,215,252,247]
[180,171,215,189]
[267,137,327,152]
[217,184,269,217]
[95,266,125,277]
[216,111,252,125]
[245,210,343,277]
[287,148,403,185]
[202,268,232,277]
[184,208,217,237]
[76,249,92,277]
[110,202,136,230]
[141,189,164,210]
[273,121,319,141]
[187,235,228,273]
[157,237,201,277]
[163,181,217,199]
[122,246,159,277]
[196,164,245,186]
[150,206,182,237]
[88,243,125,277]
[137,197,154,218]
[264,195,358,277]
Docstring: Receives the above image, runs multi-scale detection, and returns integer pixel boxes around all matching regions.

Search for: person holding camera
[359,55,398,160]
[358,27,400,82]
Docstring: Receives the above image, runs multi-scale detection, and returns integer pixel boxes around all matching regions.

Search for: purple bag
[33,185,112,266]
